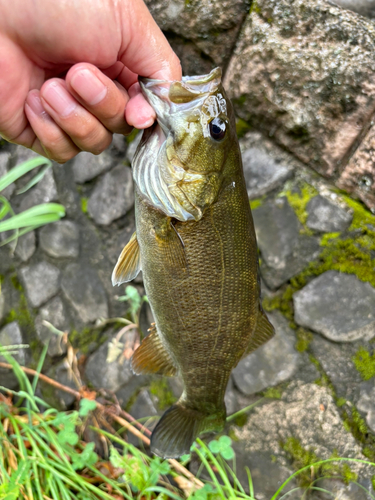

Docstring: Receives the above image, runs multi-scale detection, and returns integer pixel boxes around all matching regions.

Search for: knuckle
[86,133,113,155]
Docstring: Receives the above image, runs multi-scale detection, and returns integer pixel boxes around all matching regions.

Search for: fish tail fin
[150,402,226,459]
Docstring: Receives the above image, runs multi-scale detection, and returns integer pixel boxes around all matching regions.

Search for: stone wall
[1,1,375,498]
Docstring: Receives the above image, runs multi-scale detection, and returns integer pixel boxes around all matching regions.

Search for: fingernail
[43,82,76,117]
[70,69,107,105]
[26,92,51,120]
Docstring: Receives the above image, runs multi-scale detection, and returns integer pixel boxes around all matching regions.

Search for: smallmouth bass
[112,68,274,459]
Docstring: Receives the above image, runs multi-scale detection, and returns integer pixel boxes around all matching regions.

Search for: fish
[112,67,274,459]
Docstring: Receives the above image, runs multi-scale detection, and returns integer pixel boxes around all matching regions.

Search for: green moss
[125,128,140,144]
[336,398,346,408]
[69,327,104,354]
[295,328,313,353]
[5,295,33,330]
[81,197,88,214]
[233,413,248,428]
[263,386,282,399]
[250,0,262,15]
[342,406,368,442]
[320,232,341,246]
[149,378,176,411]
[262,285,295,321]
[235,118,251,139]
[353,347,375,381]
[282,182,318,226]
[250,197,264,210]
[10,275,23,292]
[282,438,357,487]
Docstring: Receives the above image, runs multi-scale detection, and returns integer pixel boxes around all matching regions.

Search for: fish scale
[112,67,275,458]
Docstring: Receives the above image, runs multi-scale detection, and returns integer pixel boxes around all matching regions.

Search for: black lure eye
[209,117,226,141]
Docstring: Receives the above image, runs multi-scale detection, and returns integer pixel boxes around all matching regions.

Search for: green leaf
[150,457,171,476]
[221,447,235,460]
[0,203,65,232]
[208,441,220,454]
[72,442,98,470]
[0,156,52,193]
[79,398,97,417]
[16,163,52,194]
[218,435,231,447]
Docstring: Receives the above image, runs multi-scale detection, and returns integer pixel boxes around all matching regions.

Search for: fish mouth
[132,68,223,222]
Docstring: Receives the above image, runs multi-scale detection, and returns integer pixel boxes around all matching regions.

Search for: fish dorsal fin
[243,306,275,357]
[111,232,141,286]
[131,325,177,376]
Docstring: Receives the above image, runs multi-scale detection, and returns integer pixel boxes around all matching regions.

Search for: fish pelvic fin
[112,232,141,286]
[243,306,275,357]
[131,326,177,377]
[151,403,226,459]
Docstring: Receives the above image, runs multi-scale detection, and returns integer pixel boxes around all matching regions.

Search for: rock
[87,164,134,226]
[85,336,133,392]
[0,322,25,389]
[331,0,375,18]
[224,377,237,415]
[230,446,299,500]
[35,297,69,357]
[12,146,40,165]
[232,312,300,395]
[145,0,248,68]
[19,168,58,212]
[294,271,375,342]
[252,197,321,289]
[310,334,363,402]
[313,477,372,500]
[39,220,80,258]
[19,262,60,308]
[240,139,294,199]
[224,0,375,179]
[72,151,113,183]
[61,263,108,323]
[0,293,4,322]
[235,382,372,483]
[108,134,127,156]
[0,151,15,199]
[167,33,215,76]
[14,231,36,262]
[306,195,353,232]
[44,359,77,409]
[129,389,158,420]
[116,374,151,408]
[357,379,375,433]
[337,123,375,213]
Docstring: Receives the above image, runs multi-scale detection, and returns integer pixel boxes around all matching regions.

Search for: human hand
[0,0,181,162]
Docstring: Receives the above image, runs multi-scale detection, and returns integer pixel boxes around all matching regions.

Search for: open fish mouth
[132,68,225,222]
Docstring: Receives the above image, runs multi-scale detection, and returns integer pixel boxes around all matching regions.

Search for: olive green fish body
[112,68,274,458]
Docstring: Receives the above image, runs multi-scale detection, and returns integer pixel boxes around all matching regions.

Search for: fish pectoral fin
[156,221,189,276]
[131,327,177,376]
[111,232,141,286]
[242,306,275,357]
[151,403,226,459]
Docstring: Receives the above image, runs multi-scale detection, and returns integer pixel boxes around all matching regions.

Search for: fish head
[133,67,238,222]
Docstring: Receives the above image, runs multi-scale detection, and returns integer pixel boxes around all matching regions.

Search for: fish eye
[209,118,226,141]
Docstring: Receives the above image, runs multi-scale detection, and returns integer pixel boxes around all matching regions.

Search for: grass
[0,155,65,247]
[1,344,375,500]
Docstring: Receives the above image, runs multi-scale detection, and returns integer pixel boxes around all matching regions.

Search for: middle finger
[40,78,112,155]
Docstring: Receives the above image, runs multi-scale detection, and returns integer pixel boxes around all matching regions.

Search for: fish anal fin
[243,306,275,357]
[131,328,177,377]
[112,232,141,286]
[151,403,226,459]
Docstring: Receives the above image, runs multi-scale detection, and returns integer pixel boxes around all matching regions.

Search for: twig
[0,362,204,488]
